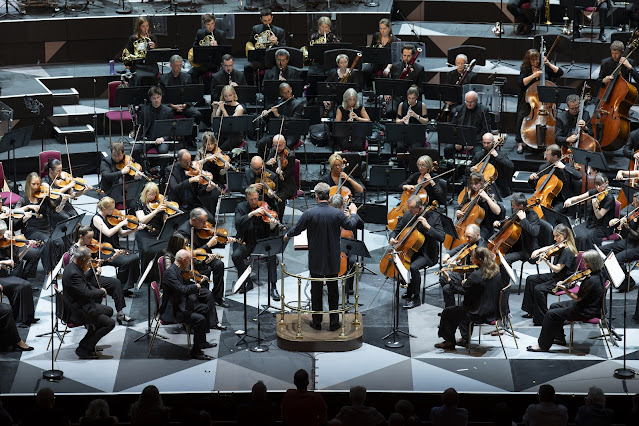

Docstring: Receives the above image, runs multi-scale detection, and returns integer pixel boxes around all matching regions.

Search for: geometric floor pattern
[3,175,639,396]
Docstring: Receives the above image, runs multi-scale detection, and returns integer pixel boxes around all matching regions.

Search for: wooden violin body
[618,149,639,209]
[529,172,562,219]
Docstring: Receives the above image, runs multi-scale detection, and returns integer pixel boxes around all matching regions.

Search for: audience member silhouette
[333,386,385,426]
[493,402,517,426]
[21,388,70,426]
[625,393,639,426]
[237,380,278,426]
[389,412,405,426]
[129,385,170,426]
[0,397,13,426]
[429,388,468,426]
[575,386,614,426]
[394,399,420,425]
[522,384,567,426]
[79,399,119,426]
[281,369,327,426]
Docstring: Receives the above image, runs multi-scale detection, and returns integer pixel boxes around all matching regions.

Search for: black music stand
[437,212,459,249]
[373,78,414,98]
[192,45,233,67]
[262,80,305,103]
[212,116,251,137]
[571,147,609,222]
[316,82,356,104]
[155,212,184,242]
[369,165,405,204]
[339,237,371,302]
[109,178,146,209]
[382,251,416,348]
[114,86,151,142]
[0,125,33,193]
[384,123,426,154]
[150,118,195,156]
[438,122,477,171]
[358,46,392,66]
[145,49,180,75]
[308,44,352,65]
[537,86,578,108]
[331,121,373,140]
[540,206,573,230]
[163,84,204,106]
[214,85,257,105]
[423,83,463,125]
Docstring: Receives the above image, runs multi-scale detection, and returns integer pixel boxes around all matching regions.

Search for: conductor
[283,182,360,331]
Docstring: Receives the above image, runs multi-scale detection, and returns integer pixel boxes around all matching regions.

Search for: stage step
[53,124,95,143]
[50,88,79,106]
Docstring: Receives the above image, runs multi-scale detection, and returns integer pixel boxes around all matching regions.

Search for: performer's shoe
[401,292,410,299]
[190,350,213,361]
[211,323,227,331]
[434,341,455,349]
[526,345,548,352]
[75,348,100,359]
[200,341,218,349]
[270,286,281,302]
[516,22,525,34]
[309,322,322,330]
[402,297,421,309]
[15,343,34,352]
[598,32,607,42]
[456,338,469,347]
[116,314,134,325]
[329,322,341,331]
[215,299,230,308]
[553,338,567,346]
[521,313,533,319]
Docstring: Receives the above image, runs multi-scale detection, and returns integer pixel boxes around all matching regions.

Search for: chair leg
[569,322,574,354]
[508,315,519,349]
[147,317,163,358]
[55,323,69,362]
[291,197,296,225]
[468,323,473,354]
[109,121,112,145]
[186,324,192,355]
[518,262,524,295]
[495,320,508,359]
[599,320,613,358]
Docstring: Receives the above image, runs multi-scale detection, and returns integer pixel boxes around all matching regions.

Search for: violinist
[361,18,398,91]
[70,226,133,325]
[528,250,605,352]
[176,208,228,308]
[283,182,360,331]
[233,187,280,300]
[211,85,244,151]
[564,173,614,250]
[242,156,279,211]
[400,154,445,207]
[92,197,141,294]
[439,224,485,308]
[434,247,502,350]
[266,134,297,220]
[334,88,370,151]
[444,91,490,159]
[528,144,582,213]
[134,86,173,159]
[522,224,578,326]
[319,153,365,197]
[43,159,83,227]
[459,172,504,242]
[169,149,218,215]
[196,132,231,204]
[515,49,563,154]
[389,195,445,309]
[444,54,478,86]
[211,54,247,100]
[14,172,66,276]
[0,221,38,327]
[607,192,639,291]
[100,141,144,196]
[134,182,168,278]
[161,235,226,330]
[470,133,515,198]
[159,249,221,361]
[159,55,203,125]
[256,82,304,155]
[492,192,540,264]
[555,94,594,149]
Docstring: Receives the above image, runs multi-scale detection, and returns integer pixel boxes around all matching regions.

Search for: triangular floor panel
[324,358,414,391]
[213,359,294,392]
[411,358,506,393]
[10,361,102,394]
[418,358,514,392]
[510,359,604,392]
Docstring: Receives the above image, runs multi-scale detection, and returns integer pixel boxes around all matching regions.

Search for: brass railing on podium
[279,262,361,339]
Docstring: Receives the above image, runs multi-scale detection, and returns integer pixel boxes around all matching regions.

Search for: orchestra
[8,9,639,363]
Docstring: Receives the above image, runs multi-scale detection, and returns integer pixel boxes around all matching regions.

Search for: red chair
[39,151,62,178]
[290,138,309,170]
[0,162,20,207]
[105,81,133,144]
[289,159,308,225]
[568,280,613,357]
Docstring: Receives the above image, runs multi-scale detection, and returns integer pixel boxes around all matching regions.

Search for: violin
[435,264,479,276]
[33,183,65,200]
[0,207,43,220]
[185,161,222,190]
[55,171,104,194]
[253,201,286,229]
[533,242,566,264]
[612,205,639,230]
[553,269,592,293]
[182,269,210,284]
[107,209,154,232]
[115,155,152,181]
[209,149,239,172]
[85,239,129,256]
[149,194,183,216]
[276,148,289,180]
[188,247,224,264]
[195,222,245,245]
[256,170,282,202]
[0,235,42,248]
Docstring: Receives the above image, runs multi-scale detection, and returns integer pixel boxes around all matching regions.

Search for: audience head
[85,399,111,420]
[252,380,267,401]
[442,387,459,407]
[293,368,310,390]
[493,402,514,426]
[585,386,605,406]
[389,413,405,426]
[394,399,414,419]
[537,384,556,403]
[349,386,366,405]
[35,387,55,409]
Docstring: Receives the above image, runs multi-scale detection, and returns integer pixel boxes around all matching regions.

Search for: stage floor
[3,174,639,397]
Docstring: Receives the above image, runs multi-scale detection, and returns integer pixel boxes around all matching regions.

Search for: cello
[488,198,540,261]
[521,36,561,149]
[618,149,639,209]
[591,30,639,151]
[379,201,438,278]
[471,135,504,183]
[527,154,572,220]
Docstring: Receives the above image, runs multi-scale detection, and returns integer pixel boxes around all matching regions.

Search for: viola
[33,183,64,200]
[0,235,43,248]
[107,209,154,232]
[276,148,289,180]
[553,269,592,293]
[182,269,210,284]
[115,155,152,181]
[55,171,104,194]
[253,201,286,229]
[149,194,182,216]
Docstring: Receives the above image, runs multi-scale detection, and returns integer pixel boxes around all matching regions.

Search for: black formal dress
[390,209,445,300]
[444,103,491,159]
[285,202,360,325]
[522,247,577,325]
[325,68,360,92]
[243,23,286,85]
[606,214,639,264]
[134,103,174,158]
[176,221,225,303]
[126,34,159,87]
[573,189,615,251]
[213,103,244,151]
[90,215,141,291]
[134,201,166,285]
[439,238,487,307]
[386,60,425,119]
[470,148,515,198]
[502,209,540,264]
[528,162,582,213]
[335,106,367,151]
[0,248,35,325]
[158,71,202,124]
[42,174,78,231]
[256,97,305,154]
[210,69,247,100]
[62,261,115,354]
[0,302,22,350]
[537,270,605,350]
[266,147,297,220]
[400,172,446,206]
[438,269,502,343]
[516,65,564,146]
[232,200,279,292]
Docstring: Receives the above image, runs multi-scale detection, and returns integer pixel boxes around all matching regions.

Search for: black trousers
[177,300,208,353]
[507,0,543,23]
[522,272,559,325]
[605,239,639,264]
[440,272,464,308]
[310,272,339,325]
[232,244,277,287]
[199,258,225,301]
[574,223,608,251]
[193,289,219,327]
[407,253,437,299]
[101,252,140,290]
[574,2,608,32]
[19,245,40,279]
[88,274,126,312]
[78,304,115,353]
[438,305,471,343]
[537,300,578,350]
[0,277,35,324]
[0,303,21,348]
[24,229,66,274]
[505,250,532,265]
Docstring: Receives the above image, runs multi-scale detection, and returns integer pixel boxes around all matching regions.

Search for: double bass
[591,30,639,151]
[521,36,561,149]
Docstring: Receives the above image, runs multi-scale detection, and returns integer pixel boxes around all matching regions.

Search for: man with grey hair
[159,54,202,125]
[256,82,305,155]
[265,133,297,219]
[334,385,385,426]
[284,182,359,330]
[445,90,491,159]
[444,53,477,86]
[555,94,592,149]
[265,48,301,82]
[62,246,114,359]
[575,386,613,425]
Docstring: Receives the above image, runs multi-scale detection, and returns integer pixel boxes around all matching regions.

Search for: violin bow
[164,160,177,201]
[64,136,73,179]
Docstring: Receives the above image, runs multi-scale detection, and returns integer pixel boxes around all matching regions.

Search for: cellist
[457,172,504,242]
[515,49,563,154]
[564,173,614,251]
[492,192,540,264]
[400,155,445,206]
[469,132,515,198]
[528,144,582,213]
[319,153,365,196]
[389,195,445,309]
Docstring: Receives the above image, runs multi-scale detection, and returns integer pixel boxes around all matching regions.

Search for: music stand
[308,44,352,65]
[331,121,373,140]
[382,251,416,348]
[262,80,305,102]
[316,82,356,104]
[384,123,426,153]
[145,49,180,75]
[163,84,204,106]
[134,251,169,343]
[373,78,414,97]
[108,178,145,209]
[423,83,463,112]
[214,85,257,105]
[358,46,392,66]
[192,45,232,67]
[537,86,578,108]
[340,237,371,297]
[0,125,33,193]
[114,86,151,143]
[155,212,185,242]
[369,165,405,204]
[150,118,195,156]
[540,206,573,230]
[212,116,251,136]
[268,119,311,160]
[437,212,459,249]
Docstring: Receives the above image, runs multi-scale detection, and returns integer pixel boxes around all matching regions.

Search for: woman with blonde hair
[211,85,244,151]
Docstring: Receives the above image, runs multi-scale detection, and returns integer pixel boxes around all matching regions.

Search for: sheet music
[45,257,65,291]
[498,251,517,284]
[392,252,409,284]
[294,230,308,250]
[604,252,626,289]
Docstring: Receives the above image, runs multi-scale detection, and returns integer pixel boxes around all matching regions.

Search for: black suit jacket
[248,24,286,47]
[159,263,199,324]
[266,148,297,200]
[192,28,227,47]
[210,69,247,99]
[623,128,639,159]
[100,155,136,195]
[451,103,491,143]
[139,103,174,139]
[159,71,192,90]
[389,61,425,89]
[62,262,104,321]
[264,65,302,82]
[444,68,477,86]
[168,165,208,211]
[234,200,278,249]
[597,56,639,84]
[555,109,593,147]
[390,209,445,262]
